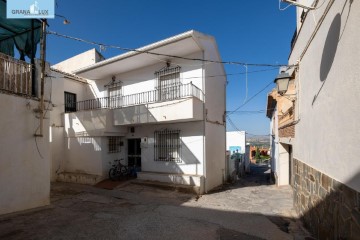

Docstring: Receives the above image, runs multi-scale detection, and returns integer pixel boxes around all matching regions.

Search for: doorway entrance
[128,139,141,169]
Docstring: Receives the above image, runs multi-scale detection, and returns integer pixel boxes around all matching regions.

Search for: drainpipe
[36,19,47,137]
[202,50,206,193]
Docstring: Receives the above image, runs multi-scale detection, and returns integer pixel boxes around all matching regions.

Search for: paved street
[0,164,312,240]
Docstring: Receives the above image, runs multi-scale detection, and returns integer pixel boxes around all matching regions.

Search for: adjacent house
[50,30,227,194]
[266,67,296,186]
[268,0,360,238]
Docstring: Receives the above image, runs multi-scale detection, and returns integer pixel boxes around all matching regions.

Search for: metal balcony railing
[0,52,32,97]
[75,83,203,112]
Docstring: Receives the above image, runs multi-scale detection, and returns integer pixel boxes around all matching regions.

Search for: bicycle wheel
[120,166,128,176]
[109,168,117,181]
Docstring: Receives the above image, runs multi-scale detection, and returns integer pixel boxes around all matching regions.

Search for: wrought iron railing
[75,83,203,112]
[0,52,32,97]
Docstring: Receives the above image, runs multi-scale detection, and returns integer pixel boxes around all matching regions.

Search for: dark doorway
[128,139,141,169]
[289,145,293,186]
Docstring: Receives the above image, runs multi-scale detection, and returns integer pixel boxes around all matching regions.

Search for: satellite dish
[281,0,315,10]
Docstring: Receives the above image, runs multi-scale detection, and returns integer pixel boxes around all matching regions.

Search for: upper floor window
[64,91,76,112]
[155,65,181,101]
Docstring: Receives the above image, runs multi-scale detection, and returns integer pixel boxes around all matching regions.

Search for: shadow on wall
[313,0,353,105]
[293,159,360,239]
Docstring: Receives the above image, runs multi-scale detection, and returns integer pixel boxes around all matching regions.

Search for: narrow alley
[0,164,313,240]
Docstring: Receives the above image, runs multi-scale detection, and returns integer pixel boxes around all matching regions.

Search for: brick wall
[279,124,295,138]
[293,159,360,239]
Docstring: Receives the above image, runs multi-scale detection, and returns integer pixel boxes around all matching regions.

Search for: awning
[0,0,41,59]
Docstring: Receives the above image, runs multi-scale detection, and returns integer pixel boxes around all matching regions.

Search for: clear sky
[46,0,296,135]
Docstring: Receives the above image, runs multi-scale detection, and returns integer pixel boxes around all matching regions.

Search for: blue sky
[46,0,296,135]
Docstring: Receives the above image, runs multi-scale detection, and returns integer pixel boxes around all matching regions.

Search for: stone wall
[293,158,360,239]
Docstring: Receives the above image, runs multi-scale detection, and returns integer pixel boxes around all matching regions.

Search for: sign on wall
[7,0,55,19]
[229,146,241,153]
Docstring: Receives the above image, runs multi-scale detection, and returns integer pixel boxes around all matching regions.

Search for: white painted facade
[50,30,226,193]
[52,49,104,73]
[0,60,52,215]
[226,131,246,154]
[287,0,360,191]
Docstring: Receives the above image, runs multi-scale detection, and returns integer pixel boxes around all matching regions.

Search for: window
[154,129,181,162]
[108,136,121,153]
[108,83,122,108]
[64,92,76,112]
[155,66,181,101]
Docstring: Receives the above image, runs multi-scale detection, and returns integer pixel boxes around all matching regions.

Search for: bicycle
[109,159,129,181]
[109,159,138,181]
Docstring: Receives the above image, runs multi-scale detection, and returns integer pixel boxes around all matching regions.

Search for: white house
[0,11,51,214]
[273,0,360,238]
[50,30,227,194]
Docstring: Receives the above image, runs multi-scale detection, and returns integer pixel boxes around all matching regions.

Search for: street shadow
[0,181,312,240]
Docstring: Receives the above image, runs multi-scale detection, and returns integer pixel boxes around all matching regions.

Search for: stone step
[131,179,200,195]
[137,171,202,186]
[57,172,103,185]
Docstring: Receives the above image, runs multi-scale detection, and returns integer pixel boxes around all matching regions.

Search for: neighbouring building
[268,0,360,238]
[0,7,51,215]
[266,67,296,186]
[50,30,227,194]
[226,131,249,179]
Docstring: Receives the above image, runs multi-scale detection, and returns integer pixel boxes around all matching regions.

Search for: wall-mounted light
[55,14,70,24]
[274,71,291,95]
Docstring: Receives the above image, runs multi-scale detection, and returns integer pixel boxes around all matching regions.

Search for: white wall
[289,0,360,191]
[85,51,204,100]
[205,122,226,192]
[226,131,246,154]
[52,49,104,73]
[200,35,227,191]
[113,98,203,125]
[0,95,50,215]
[122,122,204,176]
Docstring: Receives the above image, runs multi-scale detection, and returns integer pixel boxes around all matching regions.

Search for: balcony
[0,52,33,97]
[74,83,204,125]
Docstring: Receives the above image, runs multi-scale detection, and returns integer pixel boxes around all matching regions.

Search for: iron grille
[108,136,121,153]
[64,92,76,112]
[154,129,181,162]
[155,66,181,88]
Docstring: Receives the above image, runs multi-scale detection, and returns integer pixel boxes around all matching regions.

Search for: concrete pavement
[0,164,313,240]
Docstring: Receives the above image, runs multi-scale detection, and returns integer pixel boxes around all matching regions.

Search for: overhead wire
[47,30,293,68]
[227,80,274,115]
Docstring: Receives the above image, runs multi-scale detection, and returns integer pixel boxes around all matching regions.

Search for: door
[289,145,293,186]
[128,139,141,169]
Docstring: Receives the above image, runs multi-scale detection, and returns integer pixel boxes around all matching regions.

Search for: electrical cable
[227,80,274,116]
[47,30,293,68]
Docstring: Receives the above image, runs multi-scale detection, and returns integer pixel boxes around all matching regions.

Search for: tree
[255,147,261,160]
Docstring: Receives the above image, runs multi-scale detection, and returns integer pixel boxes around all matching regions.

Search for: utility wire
[47,30,293,68]
[227,80,274,115]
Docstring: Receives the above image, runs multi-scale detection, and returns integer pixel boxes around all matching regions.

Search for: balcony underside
[113,97,203,126]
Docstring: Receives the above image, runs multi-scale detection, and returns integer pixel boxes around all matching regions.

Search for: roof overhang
[74,30,206,80]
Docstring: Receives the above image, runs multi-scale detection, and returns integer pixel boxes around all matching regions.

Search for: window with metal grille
[108,136,121,153]
[155,66,181,101]
[64,92,76,112]
[154,129,181,162]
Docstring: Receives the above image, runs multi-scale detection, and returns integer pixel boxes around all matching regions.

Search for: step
[57,172,104,185]
[131,179,200,195]
[137,171,202,186]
